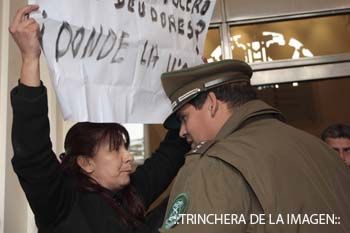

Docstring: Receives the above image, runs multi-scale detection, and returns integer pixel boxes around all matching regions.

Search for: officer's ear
[207,92,219,117]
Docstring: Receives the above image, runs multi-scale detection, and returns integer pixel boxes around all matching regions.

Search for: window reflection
[231,32,313,63]
[230,14,350,63]
[203,14,350,64]
[203,27,222,62]
[122,124,145,164]
[253,77,350,137]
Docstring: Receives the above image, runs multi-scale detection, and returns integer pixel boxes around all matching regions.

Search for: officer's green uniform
[160,60,350,233]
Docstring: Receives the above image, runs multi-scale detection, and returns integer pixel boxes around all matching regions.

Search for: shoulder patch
[186,140,216,156]
[162,193,189,230]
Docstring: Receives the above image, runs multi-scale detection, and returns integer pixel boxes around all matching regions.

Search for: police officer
[159,60,350,233]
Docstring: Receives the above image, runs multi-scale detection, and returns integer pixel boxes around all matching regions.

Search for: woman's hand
[9,5,41,87]
[9,5,41,60]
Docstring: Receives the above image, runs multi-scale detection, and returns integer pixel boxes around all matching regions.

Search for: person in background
[321,123,350,167]
[9,5,189,233]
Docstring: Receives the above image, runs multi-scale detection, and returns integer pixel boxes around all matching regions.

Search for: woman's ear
[77,156,95,174]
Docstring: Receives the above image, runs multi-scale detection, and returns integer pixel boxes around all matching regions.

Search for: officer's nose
[179,123,187,138]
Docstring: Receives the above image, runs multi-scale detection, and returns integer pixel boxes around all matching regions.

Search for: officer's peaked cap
[161,59,253,129]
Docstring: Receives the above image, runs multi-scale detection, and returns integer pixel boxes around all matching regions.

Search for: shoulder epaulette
[186,140,216,156]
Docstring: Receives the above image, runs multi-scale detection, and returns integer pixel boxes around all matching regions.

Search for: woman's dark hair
[60,122,145,228]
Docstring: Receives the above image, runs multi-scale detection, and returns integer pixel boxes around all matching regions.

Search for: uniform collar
[215,100,284,140]
[186,100,284,156]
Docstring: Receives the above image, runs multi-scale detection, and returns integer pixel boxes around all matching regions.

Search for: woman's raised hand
[9,5,41,87]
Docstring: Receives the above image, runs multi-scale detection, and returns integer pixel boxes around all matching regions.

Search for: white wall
[0,0,9,231]
[2,0,30,232]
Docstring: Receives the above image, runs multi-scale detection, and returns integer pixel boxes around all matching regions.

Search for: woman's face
[88,143,134,191]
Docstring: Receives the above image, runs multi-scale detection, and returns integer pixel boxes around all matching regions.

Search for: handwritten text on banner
[29,0,216,123]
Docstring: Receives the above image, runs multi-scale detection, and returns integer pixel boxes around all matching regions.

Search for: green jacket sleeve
[161,155,262,233]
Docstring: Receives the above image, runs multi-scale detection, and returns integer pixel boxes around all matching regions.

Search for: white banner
[29,0,216,123]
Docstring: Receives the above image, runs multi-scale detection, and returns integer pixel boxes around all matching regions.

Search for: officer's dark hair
[321,123,350,141]
[60,122,145,228]
[189,81,257,110]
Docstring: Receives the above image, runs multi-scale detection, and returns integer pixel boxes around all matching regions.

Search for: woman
[9,5,189,233]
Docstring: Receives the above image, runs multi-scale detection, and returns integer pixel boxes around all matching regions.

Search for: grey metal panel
[211,0,222,23]
[217,23,232,59]
[224,0,350,22]
[250,54,350,85]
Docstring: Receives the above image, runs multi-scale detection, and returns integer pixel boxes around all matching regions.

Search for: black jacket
[11,83,189,233]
